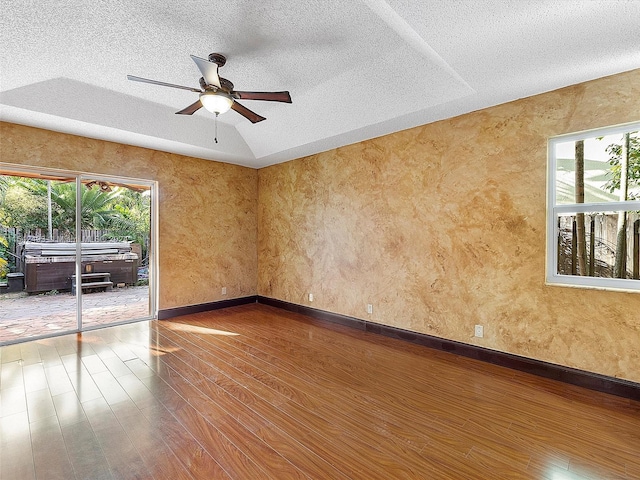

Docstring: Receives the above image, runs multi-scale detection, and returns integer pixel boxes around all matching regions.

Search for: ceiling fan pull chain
[214,112,219,143]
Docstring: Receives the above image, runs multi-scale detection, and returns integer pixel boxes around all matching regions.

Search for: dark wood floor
[0,304,638,479]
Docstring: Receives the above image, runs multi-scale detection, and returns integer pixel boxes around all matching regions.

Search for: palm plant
[0,176,9,198]
[17,179,122,233]
[102,189,151,259]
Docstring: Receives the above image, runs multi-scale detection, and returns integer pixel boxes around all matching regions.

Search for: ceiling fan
[127,53,292,124]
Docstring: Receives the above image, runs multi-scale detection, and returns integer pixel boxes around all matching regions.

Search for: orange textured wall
[0,123,258,309]
[2,70,638,382]
[258,69,640,382]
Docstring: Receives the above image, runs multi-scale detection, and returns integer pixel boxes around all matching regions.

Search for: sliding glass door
[79,176,153,329]
[3,173,81,341]
[0,165,156,345]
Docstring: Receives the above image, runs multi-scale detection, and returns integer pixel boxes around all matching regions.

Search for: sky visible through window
[554,132,639,204]
[554,134,618,162]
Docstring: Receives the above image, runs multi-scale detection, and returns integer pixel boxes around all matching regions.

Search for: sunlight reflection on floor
[162,321,240,336]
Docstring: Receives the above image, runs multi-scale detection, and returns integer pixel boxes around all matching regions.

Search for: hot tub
[23,242,138,293]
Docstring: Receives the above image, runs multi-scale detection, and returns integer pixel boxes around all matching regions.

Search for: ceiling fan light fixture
[200,91,233,114]
[127,53,291,123]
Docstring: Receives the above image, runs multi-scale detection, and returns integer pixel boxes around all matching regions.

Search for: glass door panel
[79,177,152,329]
[0,173,79,343]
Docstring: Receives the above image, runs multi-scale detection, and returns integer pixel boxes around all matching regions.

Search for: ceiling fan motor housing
[208,53,227,67]
[199,76,233,93]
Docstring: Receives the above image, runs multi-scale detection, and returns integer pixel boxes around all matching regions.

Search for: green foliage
[1,175,150,262]
[603,131,640,199]
[16,179,123,233]
[0,176,9,197]
[0,179,49,230]
[0,234,8,279]
[102,189,151,259]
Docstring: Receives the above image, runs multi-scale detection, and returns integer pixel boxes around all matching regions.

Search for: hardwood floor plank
[25,388,56,423]
[0,344,22,364]
[0,410,33,480]
[115,372,157,408]
[44,364,74,396]
[159,308,636,480]
[124,357,156,380]
[81,353,109,375]
[36,343,63,368]
[0,385,27,418]
[1,360,23,391]
[81,398,153,480]
[19,342,42,367]
[102,355,134,378]
[108,342,139,363]
[153,331,424,479]
[61,419,113,480]
[30,416,76,480]
[160,316,460,458]
[0,410,30,445]
[154,326,404,476]
[626,459,640,479]
[1,303,639,479]
[110,399,197,480]
[69,365,104,403]
[146,360,293,479]
[139,400,232,479]
[1,436,35,480]
[91,370,131,405]
[51,390,87,426]
[22,363,48,393]
[152,348,351,479]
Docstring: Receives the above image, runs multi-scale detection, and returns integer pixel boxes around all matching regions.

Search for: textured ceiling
[2,0,640,168]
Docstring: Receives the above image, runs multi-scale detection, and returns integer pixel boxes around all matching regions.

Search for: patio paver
[0,286,150,344]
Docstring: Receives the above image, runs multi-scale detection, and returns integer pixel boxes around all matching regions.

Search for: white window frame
[546,121,640,293]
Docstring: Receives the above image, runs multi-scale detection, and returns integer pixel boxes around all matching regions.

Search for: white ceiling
[1,1,639,169]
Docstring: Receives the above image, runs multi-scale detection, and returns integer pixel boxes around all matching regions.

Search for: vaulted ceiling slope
[1,1,640,168]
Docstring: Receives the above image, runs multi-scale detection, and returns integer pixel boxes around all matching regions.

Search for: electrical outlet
[221,287,227,295]
[308,293,313,302]
[474,325,484,338]
[367,304,373,314]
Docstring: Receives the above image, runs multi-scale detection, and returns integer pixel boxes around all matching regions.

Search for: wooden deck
[0,303,638,479]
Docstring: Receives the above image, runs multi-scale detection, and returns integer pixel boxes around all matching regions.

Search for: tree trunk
[47,180,53,240]
[614,133,630,278]
[575,140,588,275]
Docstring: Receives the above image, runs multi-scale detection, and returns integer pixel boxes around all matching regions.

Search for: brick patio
[0,286,150,344]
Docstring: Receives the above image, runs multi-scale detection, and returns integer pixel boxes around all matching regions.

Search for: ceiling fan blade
[190,55,221,89]
[231,101,266,123]
[175,100,203,115]
[126,75,201,93]
[233,91,292,103]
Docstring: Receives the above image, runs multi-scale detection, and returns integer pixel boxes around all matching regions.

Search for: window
[547,122,640,292]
